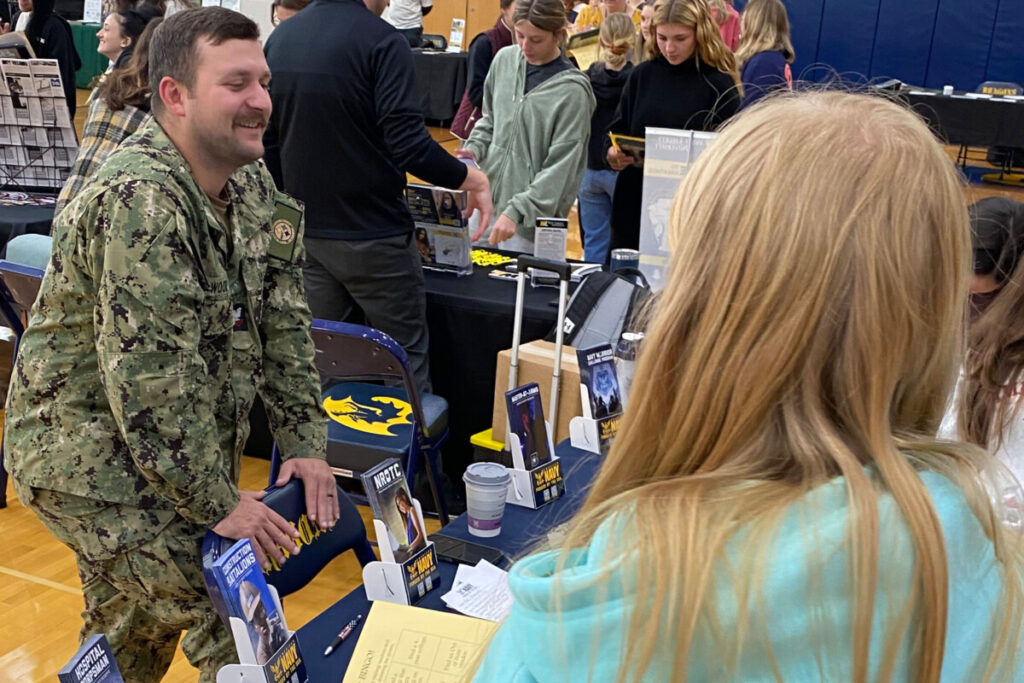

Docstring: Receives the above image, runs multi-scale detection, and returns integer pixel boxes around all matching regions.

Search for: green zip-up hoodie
[466,45,596,244]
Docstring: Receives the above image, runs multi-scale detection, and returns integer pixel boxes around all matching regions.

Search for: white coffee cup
[463,462,511,538]
[943,85,954,96]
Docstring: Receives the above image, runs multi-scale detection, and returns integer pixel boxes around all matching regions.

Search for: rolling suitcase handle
[507,256,573,448]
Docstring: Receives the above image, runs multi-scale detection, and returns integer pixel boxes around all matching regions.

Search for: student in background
[736,0,793,108]
[943,197,1024,494]
[96,7,150,68]
[474,91,1024,682]
[632,0,653,63]
[579,13,634,264]
[450,0,515,141]
[386,0,432,47]
[57,17,162,213]
[459,0,595,253]
[606,0,739,252]
[709,0,738,50]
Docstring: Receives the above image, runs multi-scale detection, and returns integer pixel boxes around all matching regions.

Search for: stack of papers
[440,560,513,622]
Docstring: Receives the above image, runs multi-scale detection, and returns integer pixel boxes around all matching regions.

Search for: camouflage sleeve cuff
[274,420,328,463]
[174,475,240,528]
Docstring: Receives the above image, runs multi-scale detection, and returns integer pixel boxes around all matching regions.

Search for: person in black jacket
[605,0,739,251]
[580,12,634,264]
[263,0,492,394]
[25,0,81,118]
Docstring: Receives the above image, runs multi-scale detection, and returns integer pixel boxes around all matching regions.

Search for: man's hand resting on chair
[276,457,340,530]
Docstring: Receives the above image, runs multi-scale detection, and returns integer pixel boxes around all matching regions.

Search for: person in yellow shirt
[573,0,640,32]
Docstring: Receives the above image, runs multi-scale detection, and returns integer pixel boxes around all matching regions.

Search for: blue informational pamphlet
[58,634,123,683]
[505,382,553,469]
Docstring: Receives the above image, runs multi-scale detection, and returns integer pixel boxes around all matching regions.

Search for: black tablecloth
[296,441,599,677]
[411,50,468,124]
[0,203,55,250]
[902,92,1024,148]
[245,262,562,490]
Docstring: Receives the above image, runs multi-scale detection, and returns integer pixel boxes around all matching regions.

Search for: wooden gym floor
[1,91,1023,681]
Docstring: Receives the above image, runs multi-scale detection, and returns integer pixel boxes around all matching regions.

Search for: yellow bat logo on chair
[323,395,413,436]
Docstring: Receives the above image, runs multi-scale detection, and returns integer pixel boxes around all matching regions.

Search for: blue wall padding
[926,0,1000,89]
[778,0,826,80]
[869,0,938,86]
[730,0,1023,91]
[986,1,1024,84]
[815,0,882,81]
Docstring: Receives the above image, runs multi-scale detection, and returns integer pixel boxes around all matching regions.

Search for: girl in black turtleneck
[605,0,740,251]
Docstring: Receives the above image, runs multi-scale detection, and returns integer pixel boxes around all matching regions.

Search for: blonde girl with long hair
[474,91,1024,681]
[578,13,635,264]
[707,0,738,50]
[736,0,794,107]
[605,0,739,252]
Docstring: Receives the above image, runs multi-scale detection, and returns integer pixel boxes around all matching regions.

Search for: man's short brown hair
[149,7,260,112]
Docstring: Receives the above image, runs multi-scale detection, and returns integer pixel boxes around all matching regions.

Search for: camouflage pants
[15,483,237,682]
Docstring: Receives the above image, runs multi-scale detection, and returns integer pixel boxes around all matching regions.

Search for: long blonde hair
[735,0,794,68]
[647,0,738,85]
[599,12,636,70]
[553,92,1024,681]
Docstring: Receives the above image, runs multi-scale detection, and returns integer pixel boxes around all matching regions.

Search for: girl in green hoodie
[459,0,596,253]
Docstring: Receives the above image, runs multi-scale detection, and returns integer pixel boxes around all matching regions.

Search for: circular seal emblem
[272,219,295,245]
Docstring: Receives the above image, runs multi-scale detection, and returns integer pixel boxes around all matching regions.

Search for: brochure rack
[363,497,440,605]
[506,424,564,510]
[217,586,307,683]
[569,383,603,454]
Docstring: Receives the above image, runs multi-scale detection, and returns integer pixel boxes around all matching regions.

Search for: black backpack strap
[544,271,619,344]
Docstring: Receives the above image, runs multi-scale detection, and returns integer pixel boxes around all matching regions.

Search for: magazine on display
[406,183,472,275]
[204,538,291,666]
[576,343,622,420]
[361,458,428,564]
[505,382,553,469]
[58,634,124,683]
[0,57,77,192]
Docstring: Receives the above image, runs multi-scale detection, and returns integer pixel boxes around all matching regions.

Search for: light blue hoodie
[474,472,1020,681]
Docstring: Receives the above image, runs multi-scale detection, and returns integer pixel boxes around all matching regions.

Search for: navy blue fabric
[816,0,881,81]
[297,442,600,675]
[987,1,1024,84]
[926,0,1000,89]
[869,0,939,86]
[782,0,826,81]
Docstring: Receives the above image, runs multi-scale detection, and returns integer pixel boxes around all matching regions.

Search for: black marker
[323,614,363,656]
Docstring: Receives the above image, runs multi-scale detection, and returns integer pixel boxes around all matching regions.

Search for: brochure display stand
[569,384,603,454]
[0,56,78,193]
[363,497,440,606]
[506,426,563,510]
[217,585,307,683]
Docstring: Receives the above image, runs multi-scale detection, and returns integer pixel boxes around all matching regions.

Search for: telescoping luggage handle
[507,256,573,450]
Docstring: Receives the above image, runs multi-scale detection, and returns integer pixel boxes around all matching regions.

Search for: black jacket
[263,0,468,240]
[585,61,632,169]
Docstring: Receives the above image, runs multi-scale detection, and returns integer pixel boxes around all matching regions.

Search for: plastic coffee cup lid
[463,462,511,487]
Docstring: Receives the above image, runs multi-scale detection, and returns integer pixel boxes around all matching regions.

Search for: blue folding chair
[270,319,450,525]
[202,479,376,600]
[0,260,45,509]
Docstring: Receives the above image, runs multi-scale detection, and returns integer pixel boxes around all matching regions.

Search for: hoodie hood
[588,62,634,106]
[472,471,1010,681]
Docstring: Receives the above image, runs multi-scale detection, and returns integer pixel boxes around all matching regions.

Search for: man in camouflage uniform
[5,8,337,681]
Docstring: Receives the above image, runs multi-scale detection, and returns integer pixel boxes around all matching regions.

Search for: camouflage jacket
[5,118,327,530]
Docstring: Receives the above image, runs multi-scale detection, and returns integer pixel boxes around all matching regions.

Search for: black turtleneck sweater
[606,55,740,250]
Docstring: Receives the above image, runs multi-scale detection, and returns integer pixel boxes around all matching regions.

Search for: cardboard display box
[493,340,582,445]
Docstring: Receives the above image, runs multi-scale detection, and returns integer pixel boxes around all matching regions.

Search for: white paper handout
[440,559,513,622]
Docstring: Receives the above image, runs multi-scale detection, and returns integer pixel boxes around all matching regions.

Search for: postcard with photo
[505,382,553,469]
[361,458,427,564]
[576,343,623,420]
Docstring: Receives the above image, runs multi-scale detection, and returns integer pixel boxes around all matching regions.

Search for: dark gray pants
[302,233,431,394]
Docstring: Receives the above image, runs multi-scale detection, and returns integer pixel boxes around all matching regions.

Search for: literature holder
[363,497,440,605]
[569,383,602,454]
[505,424,564,509]
[217,585,307,683]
